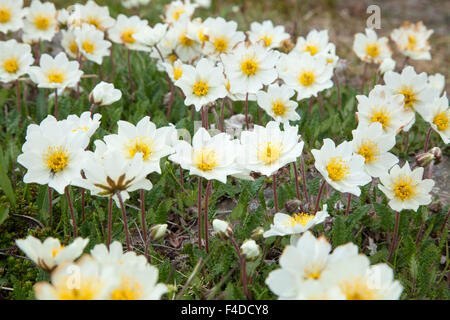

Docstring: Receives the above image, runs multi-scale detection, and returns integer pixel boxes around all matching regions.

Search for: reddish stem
[300,157,310,207]
[293,161,301,201]
[65,186,78,237]
[345,193,352,216]
[244,93,249,129]
[220,98,225,132]
[388,211,401,261]
[116,192,131,251]
[272,174,279,212]
[54,88,58,120]
[423,127,432,153]
[197,177,202,249]
[107,196,112,247]
[314,180,326,214]
[230,236,249,299]
[204,180,212,253]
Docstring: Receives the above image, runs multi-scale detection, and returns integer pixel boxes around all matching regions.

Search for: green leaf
[0,204,9,225]
[0,147,16,207]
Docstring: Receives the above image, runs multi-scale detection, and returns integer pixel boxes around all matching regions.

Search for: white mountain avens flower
[293,29,334,58]
[212,219,233,237]
[89,81,122,106]
[378,57,396,74]
[0,39,34,83]
[15,235,89,272]
[421,95,449,144]
[168,127,240,183]
[17,115,89,194]
[74,23,111,65]
[384,66,438,131]
[163,59,185,82]
[240,239,261,262]
[263,205,329,239]
[256,83,300,123]
[202,17,245,58]
[311,139,371,196]
[61,29,79,59]
[351,122,399,178]
[378,162,435,212]
[170,18,202,62]
[62,111,102,140]
[34,255,118,300]
[278,51,333,101]
[391,21,433,60]
[355,85,406,135]
[248,20,290,49]
[238,121,304,177]
[28,52,83,90]
[90,241,148,268]
[108,14,150,51]
[427,73,445,96]
[22,0,58,43]
[0,0,24,34]
[353,28,392,64]
[133,22,168,48]
[164,0,197,24]
[70,0,115,31]
[221,42,279,95]
[103,116,175,174]
[174,58,227,111]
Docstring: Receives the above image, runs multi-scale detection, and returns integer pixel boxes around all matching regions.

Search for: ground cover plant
[0,0,448,300]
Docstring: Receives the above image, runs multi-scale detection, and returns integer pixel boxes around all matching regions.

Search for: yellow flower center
[197,30,208,43]
[433,112,448,131]
[124,136,153,161]
[69,41,78,55]
[257,141,282,165]
[272,100,287,116]
[241,58,259,76]
[172,8,185,21]
[397,88,417,110]
[43,146,70,173]
[299,71,315,86]
[365,43,380,58]
[58,278,103,300]
[121,28,136,44]
[192,80,209,96]
[47,70,65,84]
[173,66,183,80]
[326,156,350,181]
[72,126,89,133]
[260,34,272,47]
[193,148,217,171]
[82,41,95,54]
[358,140,379,163]
[370,108,391,129]
[393,174,416,201]
[51,245,65,258]
[86,17,100,29]
[304,263,322,280]
[34,14,51,30]
[225,80,231,92]
[179,33,194,46]
[406,35,416,51]
[0,7,11,23]
[3,58,19,73]
[284,212,315,227]
[168,54,178,64]
[214,37,228,52]
[304,44,318,56]
[111,278,143,300]
[340,278,379,300]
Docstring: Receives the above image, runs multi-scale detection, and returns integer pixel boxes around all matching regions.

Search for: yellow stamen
[214,37,228,52]
[192,80,209,96]
[241,58,259,76]
[433,112,448,131]
[111,278,142,300]
[58,278,103,300]
[47,70,65,84]
[179,33,193,46]
[3,58,19,73]
[51,245,65,258]
[124,136,153,161]
[172,8,185,21]
[0,8,11,23]
[72,126,89,133]
[34,14,51,30]
[69,41,78,55]
[393,174,416,201]
[86,17,100,29]
[193,148,217,171]
[43,146,70,173]
[365,43,380,58]
[173,67,183,80]
[121,28,136,44]
[358,140,379,163]
[304,264,322,280]
[168,54,178,64]
[197,30,208,43]
[82,41,95,54]
[260,35,272,47]
[397,88,417,110]
[272,100,287,116]
[406,35,416,51]
[370,108,391,129]
[326,156,349,181]
[340,278,378,300]
[284,212,315,227]
[304,44,318,56]
[299,71,315,86]
[257,141,282,165]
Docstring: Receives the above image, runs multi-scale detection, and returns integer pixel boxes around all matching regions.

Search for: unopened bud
[149,224,167,241]
[415,152,435,167]
[429,147,442,165]
[240,239,260,262]
[212,219,233,238]
[251,227,264,240]
[284,199,302,213]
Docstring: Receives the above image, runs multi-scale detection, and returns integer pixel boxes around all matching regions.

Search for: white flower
[163,59,185,82]
[74,142,153,207]
[222,42,279,94]
[212,219,233,237]
[15,235,88,272]
[34,255,118,300]
[90,241,147,268]
[421,95,449,144]
[28,52,83,90]
[149,224,168,241]
[122,0,151,9]
[249,20,290,49]
[378,162,435,212]
[74,23,111,65]
[427,73,445,96]
[108,14,150,51]
[62,111,102,140]
[202,17,245,58]
[351,122,399,178]
[378,58,396,74]
[193,0,210,8]
[263,205,329,238]
[89,81,122,106]
[170,18,201,62]
[70,0,115,31]
[311,139,371,196]
[355,85,406,135]
[391,21,433,60]
[164,0,197,24]
[103,116,175,174]
[238,121,304,177]
[353,28,392,64]
[0,39,34,83]
[278,51,333,100]
[0,0,24,33]
[293,29,334,57]
[133,23,168,47]
[256,83,300,123]
[174,58,227,111]
[22,0,58,43]
[61,29,79,59]
[168,127,240,183]
[17,115,89,194]
[240,239,260,261]
[384,66,438,130]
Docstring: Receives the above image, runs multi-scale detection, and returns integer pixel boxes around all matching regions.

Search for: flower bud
[212,219,233,237]
[240,239,260,262]
[284,199,302,213]
[415,152,435,167]
[429,147,442,165]
[379,58,396,74]
[149,224,167,241]
[251,227,264,240]
[89,81,122,106]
